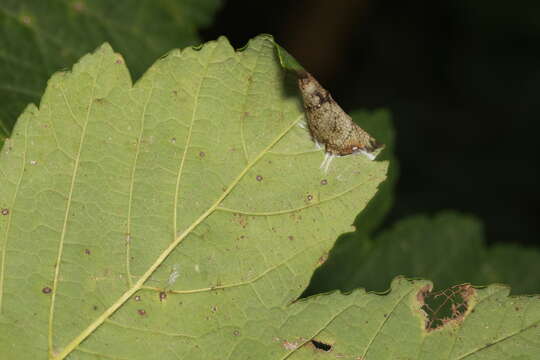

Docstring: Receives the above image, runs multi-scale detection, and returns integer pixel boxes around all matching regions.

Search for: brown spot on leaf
[256,175,263,181]
[84,249,91,255]
[199,151,205,158]
[233,213,248,228]
[282,340,299,351]
[317,253,328,266]
[42,287,52,294]
[1,208,9,216]
[159,292,167,301]
[134,295,141,302]
[320,179,328,185]
[307,194,313,201]
[137,309,146,316]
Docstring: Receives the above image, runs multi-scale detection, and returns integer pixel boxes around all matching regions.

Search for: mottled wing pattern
[298,72,381,156]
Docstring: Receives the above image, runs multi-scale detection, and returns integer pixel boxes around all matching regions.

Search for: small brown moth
[298,71,382,171]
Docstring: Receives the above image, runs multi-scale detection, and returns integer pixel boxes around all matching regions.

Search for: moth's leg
[320,152,335,173]
[358,149,376,161]
[297,118,307,129]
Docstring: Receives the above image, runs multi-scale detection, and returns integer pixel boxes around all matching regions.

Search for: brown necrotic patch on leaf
[418,284,475,331]
[233,213,248,228]
[282,340,299,351]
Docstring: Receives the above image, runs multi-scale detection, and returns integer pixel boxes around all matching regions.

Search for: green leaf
[0,35,389,359]
[274,42,305,74]
[309,211,540,295]
[0,0,222,148]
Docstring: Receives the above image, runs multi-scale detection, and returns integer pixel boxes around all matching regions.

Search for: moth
[297,71,382,171]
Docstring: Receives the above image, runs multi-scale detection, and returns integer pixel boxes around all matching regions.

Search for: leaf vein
[48,51,105,357]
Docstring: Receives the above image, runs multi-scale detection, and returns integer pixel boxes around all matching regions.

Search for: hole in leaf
[418,284,475,331]
[311,339,332,351]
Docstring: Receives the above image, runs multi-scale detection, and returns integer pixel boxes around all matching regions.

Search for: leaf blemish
[159,292,167,301]
[256,175,263,181]
[1,208,9,216]
[137,309,146,316]
[320,179,328,185]
[42,287,52,294]
[307,194,313,201]
[282,340,299,350]
[199,151,206,158]
[233,213,248,228]
[134,295,141,302]
[168,265,180,285]
[84,249,91,255]
[418,284,475,331]
[310,339,332,352]
[317,253,328,265]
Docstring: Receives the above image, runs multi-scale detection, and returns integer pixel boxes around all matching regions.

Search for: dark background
[203,0,540,247]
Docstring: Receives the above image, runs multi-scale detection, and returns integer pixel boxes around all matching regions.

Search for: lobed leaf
[0,34,387,359]
[1,34,538,360]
